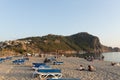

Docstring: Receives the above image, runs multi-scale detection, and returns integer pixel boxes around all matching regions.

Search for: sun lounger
[32,64,51,70]
[12,59,25,65]
[6,56,12,60]
[32,63,46,67]
[0,59,3,63]
[23,57,29,61]
[0,58,6,62]
[33,69,62,79]
[47,78,80,80]
[32,63,50,70]
[53,62,63,65]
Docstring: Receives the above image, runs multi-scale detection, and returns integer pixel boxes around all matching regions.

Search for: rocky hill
[0,32,119,56]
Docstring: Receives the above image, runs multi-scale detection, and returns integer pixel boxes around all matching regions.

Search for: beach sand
[0,56,120,80]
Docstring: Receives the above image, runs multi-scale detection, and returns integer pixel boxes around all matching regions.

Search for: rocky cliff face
[101,46,120,52]
[69,32,103,53]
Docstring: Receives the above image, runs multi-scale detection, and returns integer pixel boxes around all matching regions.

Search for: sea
[102,52,120,62]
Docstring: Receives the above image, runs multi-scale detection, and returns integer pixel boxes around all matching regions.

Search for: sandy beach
[0,56,120,80]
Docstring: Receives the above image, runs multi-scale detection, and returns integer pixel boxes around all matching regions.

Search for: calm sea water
[102,52,120,62]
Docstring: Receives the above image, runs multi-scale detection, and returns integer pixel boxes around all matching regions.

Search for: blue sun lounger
[32,64,51,70]
[33,69,62,79]
[53,62,63,65]
[32,63,46,68]
[47,78,80,80]
[32,63,47,70]
[0,58,6,62]
[32,63,46,67]
[0,59,3,63]
[12,59,25,64]
[0,58,5,63]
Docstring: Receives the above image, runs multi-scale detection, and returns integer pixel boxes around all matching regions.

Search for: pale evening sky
[0,0,120,47]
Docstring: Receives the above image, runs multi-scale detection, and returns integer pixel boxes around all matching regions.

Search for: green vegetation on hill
[17,32,102,53]
[0,32,119,56]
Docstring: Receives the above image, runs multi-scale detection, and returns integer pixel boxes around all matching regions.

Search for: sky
[0,0,120,47]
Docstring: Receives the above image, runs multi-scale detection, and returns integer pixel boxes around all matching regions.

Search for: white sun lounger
[32,65,51,70]
[33,69,62,79]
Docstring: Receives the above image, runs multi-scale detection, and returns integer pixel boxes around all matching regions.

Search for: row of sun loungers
[13,59,25,64]
[9,56,80,80]
[0,56,28,65]
[32,62,80,80]
[0,56,12,63]
[12,57,29,65]
[32,57,80,80]
[32,62,62,79]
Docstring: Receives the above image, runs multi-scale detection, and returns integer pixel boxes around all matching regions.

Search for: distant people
[101,55,104,60]
[43,58,51,63]
[79,65,85,71]
[91,56,94,62]
[111,62,120,66]
[84,56,87,59]
[85,56,94,62]
[88,65,96,71]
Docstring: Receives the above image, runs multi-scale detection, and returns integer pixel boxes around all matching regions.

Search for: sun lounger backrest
[38,65,51,68]
[47,78,80,80]
[53,61,63,65]
[37,69,61,73]
[32,63,46,65]
[32,63,46,67]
